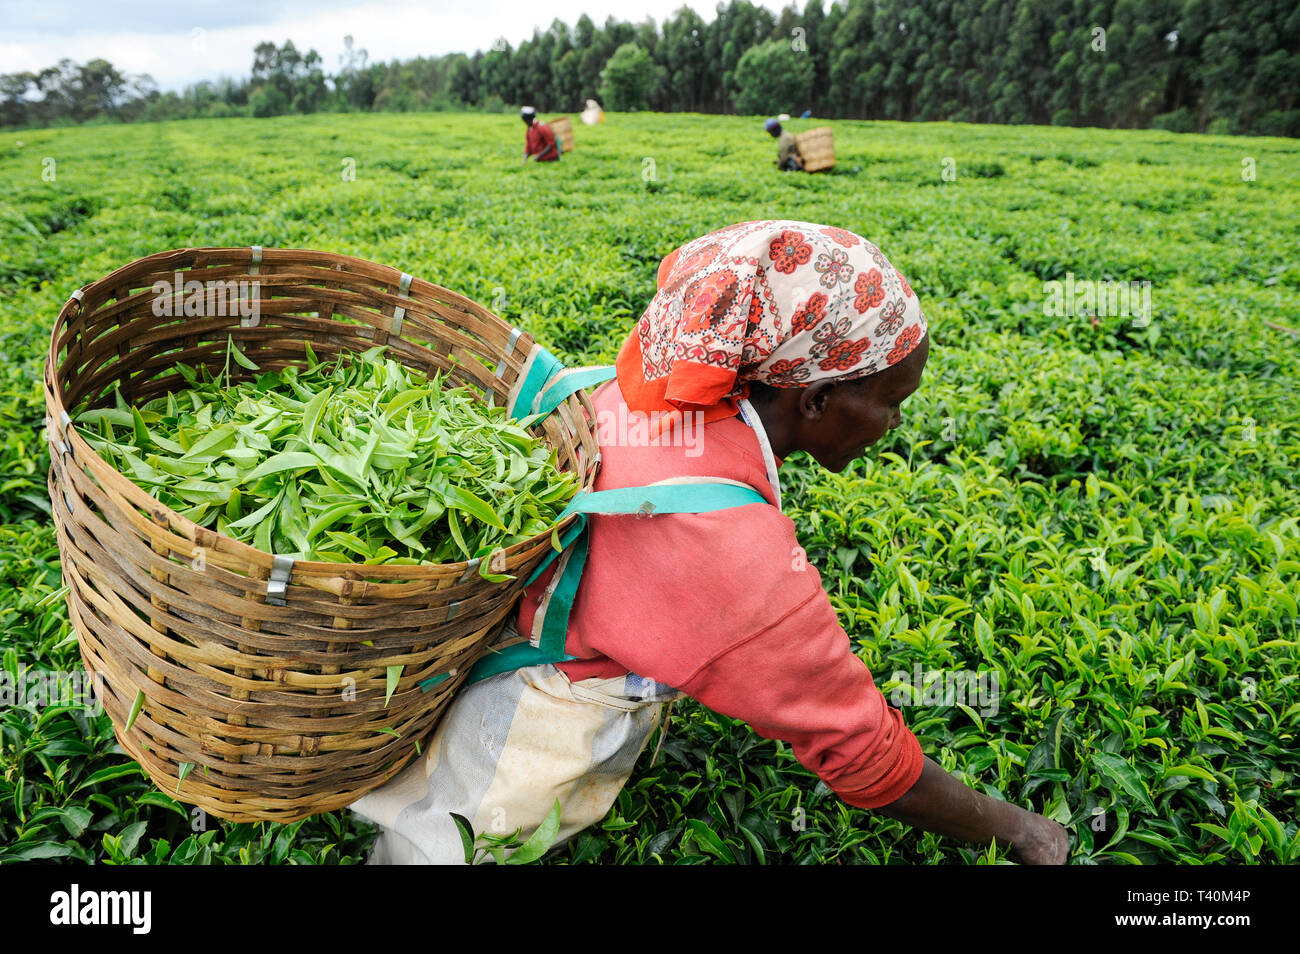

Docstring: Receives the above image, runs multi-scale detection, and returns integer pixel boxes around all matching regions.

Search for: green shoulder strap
[507,343,613,420]
[454,479,769,685]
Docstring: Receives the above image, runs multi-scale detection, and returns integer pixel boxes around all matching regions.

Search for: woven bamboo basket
[795,126,835,172]
[44,247,601,823]
[549,115,575,152]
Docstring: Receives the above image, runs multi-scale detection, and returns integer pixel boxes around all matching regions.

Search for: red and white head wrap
[615,220,928,422]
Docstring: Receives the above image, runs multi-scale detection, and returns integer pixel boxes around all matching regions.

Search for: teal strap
[507,345,613,421]
[523,481,767,587]
[533,365,616,417]
[458,639,574,684]
[533,527,591,662]
[557,482,766,519]
[457,529,588,685]
[525,513,588,586]
[508,346,565,418]
[451,479,768,687]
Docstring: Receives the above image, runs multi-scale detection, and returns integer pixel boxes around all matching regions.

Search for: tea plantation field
[0,112,1297,864]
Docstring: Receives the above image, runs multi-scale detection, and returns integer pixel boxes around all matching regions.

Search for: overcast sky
[1,1,788,92]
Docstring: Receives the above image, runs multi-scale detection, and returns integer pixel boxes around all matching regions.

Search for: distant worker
[522,106,560,164]
[765,117,802,172]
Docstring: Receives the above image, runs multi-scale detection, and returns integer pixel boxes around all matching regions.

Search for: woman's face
[797,333,930,472]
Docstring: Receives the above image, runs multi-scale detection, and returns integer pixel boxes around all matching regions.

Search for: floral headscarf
[614,220,928,423]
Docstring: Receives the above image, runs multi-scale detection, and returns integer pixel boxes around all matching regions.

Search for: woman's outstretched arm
[875,755,1070,864]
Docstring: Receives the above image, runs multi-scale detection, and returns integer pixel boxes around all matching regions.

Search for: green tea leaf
[123,689,146,732]
[685,818,736,863]
[182,422,237,460]
[243,452,319,483]
[506,799,564,864]
[227,335,260,370]
[131,406,149,446]
[226,487,286,529]
[1092,753,1157,814]
[450,813,476,865]
[300,387,330,444]
[444,486,506,531]
[73,763,146,793]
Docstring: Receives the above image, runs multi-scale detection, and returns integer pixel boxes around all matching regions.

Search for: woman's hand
[1006,811,1070,865]
[876,755,1070,865]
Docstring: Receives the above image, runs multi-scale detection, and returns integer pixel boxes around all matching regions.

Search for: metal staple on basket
[44,246,603,823]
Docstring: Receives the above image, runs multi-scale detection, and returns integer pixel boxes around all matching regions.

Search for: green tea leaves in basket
[75,345,579,574]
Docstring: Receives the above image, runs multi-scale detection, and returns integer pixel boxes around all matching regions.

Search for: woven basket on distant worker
[794,127,835,172]
[44,247,601,823]
[549,115,575,153]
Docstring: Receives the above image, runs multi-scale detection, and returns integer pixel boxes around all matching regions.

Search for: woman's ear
[800,380,835,420]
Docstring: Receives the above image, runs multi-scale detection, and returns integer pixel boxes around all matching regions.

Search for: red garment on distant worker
[514,377,924,810]
[525,122,559,161]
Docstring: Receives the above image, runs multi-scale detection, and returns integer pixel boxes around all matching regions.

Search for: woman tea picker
[351,220,1070,865]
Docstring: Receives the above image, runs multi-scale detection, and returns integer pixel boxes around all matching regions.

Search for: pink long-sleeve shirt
[515,378,924,809]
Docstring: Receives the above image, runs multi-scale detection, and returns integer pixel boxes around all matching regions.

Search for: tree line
[3,0,1296,136]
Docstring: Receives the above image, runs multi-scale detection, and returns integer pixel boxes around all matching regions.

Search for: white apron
[350,643,681,864]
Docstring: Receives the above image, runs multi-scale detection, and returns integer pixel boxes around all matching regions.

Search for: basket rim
[58,245,499,312]
[45,245,598,587]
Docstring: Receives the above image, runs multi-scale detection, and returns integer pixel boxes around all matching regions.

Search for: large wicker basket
[795,126,835,172]
[549,115,575,153]
[44,247,600,823]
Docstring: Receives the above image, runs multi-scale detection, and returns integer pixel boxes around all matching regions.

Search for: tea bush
[0,112,1295,864]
